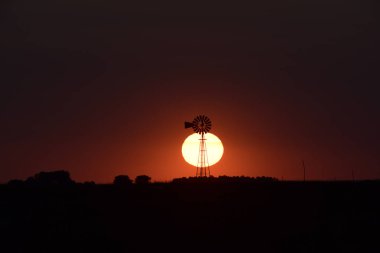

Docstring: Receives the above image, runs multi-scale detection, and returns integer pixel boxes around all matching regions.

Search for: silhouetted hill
[1,178,379,253]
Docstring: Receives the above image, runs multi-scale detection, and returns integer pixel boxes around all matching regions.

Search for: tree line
[5,170,278,186]
[6,170,151,186]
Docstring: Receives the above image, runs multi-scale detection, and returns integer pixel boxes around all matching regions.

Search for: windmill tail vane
[184,122,193,129]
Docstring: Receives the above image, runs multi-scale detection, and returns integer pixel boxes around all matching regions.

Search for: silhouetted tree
[113,175,133,186]
[26,170,74,186]
[7,179,24,186]
[135,175,151,184]
[83,181,96,186]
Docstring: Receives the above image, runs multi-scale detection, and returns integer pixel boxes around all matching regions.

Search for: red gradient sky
[1,0,379,183]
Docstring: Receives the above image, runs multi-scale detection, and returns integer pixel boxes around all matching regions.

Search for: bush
[113,175,133,186]
[135,175,151,184]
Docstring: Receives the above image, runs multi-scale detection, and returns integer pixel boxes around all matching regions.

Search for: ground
[1,180,379,252]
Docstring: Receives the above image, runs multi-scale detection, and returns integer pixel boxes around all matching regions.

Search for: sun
[182,133,224,167]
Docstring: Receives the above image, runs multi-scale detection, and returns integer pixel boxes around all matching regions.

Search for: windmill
[184,115,212,177]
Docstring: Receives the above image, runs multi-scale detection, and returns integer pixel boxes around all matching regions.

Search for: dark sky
[1,0,379,183]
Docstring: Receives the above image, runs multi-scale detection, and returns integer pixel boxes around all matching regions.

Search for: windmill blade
[186,115,213,134]
[194,115,201,123]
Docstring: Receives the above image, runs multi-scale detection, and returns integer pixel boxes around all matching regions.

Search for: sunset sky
[1,0,379,183]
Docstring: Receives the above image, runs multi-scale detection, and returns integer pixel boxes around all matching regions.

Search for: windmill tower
[184,115,212,177]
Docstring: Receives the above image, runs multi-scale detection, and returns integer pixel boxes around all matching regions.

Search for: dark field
[1,181,379,253]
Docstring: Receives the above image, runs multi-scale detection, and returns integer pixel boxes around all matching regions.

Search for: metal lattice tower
[196,132,210,177]
[184,115,212,177]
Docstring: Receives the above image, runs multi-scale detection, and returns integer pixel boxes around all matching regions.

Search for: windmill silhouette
[184,115,212,177]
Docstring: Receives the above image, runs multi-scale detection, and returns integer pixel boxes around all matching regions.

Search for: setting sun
[181,133,224,167]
